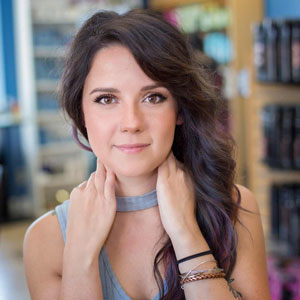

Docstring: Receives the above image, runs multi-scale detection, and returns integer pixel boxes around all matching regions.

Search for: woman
[23,9,271,300]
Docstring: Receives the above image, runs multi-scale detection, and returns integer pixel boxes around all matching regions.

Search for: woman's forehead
[84,45,165,93]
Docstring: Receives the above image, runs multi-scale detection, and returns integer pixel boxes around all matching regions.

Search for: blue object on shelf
[265,0,300,19]
[203,32,233,65]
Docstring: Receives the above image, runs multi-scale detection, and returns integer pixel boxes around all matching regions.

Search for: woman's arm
[60,237,103,300]
[24,159,117,300]
[227,184,271,299]
[171,184,271,300]
[23,211,104,300]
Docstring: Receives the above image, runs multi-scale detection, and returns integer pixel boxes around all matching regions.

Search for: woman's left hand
[156,151,198,240]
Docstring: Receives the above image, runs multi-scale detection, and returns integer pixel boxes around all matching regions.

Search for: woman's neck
[114,170,158,197]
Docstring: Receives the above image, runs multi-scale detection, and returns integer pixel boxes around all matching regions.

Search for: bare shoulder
[230,184,271,300]
[232,183,259,212]
[23,209,64,299]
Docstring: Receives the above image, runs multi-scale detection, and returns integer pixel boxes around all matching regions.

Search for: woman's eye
[145,93,167,104]
[94,95,116,105]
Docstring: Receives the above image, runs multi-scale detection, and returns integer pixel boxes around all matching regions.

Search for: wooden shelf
[254,83,300,104]
[36,110,64,124]
[37,172,84,188]
[150,0,225,10]
[39,141,80,156]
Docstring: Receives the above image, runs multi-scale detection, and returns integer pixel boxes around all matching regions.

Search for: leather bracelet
[177,250,212,265]
[180,272,226,289]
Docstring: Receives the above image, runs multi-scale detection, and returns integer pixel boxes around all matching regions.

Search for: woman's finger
[77,180,87,189]
[104,166,116,200]
[95,159,106,194]
[86,172,96,189]
[158,156,169,179]
[167,151,177,174]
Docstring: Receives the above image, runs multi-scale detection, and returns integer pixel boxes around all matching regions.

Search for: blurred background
[0,0,300,299]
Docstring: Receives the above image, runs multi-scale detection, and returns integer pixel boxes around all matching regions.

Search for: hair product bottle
[291,22,300,83]
[264,19,279,82]
[279,20,292,83]
[253,22,268,82]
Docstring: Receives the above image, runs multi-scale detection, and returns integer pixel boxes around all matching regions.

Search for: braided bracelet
[180,267,224,279]
[180,272,226,290]
[179,259,218,283]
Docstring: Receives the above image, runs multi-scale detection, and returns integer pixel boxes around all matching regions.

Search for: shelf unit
[246,81,300,239]
[150,0,263,185]
[150,0,287,237]
[151,0,225,11]
[14,0,142,217]
[239,16,300,248]
[14,0,89,217]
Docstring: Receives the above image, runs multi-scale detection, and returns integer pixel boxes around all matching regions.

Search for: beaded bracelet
[180,272,226,290]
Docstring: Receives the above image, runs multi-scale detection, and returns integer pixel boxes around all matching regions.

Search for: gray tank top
[54,189,168,299]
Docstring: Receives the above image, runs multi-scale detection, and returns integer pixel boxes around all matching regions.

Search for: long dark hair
[59,9,241,299]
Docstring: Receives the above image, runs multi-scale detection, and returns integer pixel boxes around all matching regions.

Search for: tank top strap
[54,200,70,243]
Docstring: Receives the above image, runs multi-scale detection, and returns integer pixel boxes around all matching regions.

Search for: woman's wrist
[170,224,214,272]
[64,241,101,267]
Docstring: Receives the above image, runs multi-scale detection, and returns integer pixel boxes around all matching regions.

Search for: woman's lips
[115,144,150,154]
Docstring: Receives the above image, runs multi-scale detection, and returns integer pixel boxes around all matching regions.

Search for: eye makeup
[93,92,167,105]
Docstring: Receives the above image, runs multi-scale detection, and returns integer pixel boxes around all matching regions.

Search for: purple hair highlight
[72,125,93,152]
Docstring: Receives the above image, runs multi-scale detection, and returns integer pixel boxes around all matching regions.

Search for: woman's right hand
[65,159,117,259]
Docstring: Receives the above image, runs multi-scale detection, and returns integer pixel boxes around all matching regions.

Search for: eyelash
[93,93,167,105]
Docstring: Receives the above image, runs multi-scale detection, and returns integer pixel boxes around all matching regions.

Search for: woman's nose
[120,104,144,133]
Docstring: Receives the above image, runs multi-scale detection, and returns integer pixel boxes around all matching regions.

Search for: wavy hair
[59,9,241,299]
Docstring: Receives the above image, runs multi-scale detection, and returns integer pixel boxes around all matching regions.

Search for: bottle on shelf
[279,20,292,83]
[291,21,300,83]
[264,19,279,82]
[253,22,268,82]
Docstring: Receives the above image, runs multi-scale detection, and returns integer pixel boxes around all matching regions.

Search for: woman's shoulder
[24,200,69,247]
[23,209,65,277]
[233,183,260,213]
[229,184,271,299]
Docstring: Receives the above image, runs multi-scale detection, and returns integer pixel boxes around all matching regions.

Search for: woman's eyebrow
[89,84,164,95]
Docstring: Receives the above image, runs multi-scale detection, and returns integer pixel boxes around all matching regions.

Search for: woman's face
[82,44,182,177]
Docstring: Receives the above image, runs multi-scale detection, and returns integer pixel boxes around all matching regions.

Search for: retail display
[253,19,300,84]
[271,183,300,256]
[268,256,300,300]
[13,0,141,215]
[262,104,300,170]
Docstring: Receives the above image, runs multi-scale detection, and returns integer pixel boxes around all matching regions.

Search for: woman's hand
[156,151,198,240]
[65,159,116,259]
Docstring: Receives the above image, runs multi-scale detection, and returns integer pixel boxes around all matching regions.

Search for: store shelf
[32,19,76,26]
[34,46,66,58]
[39,141,81,156]
[263,168,300,181]
[150,0,225,10]
[254,83,300,104]
[36,79,60,92]
[37,172,84,188]
[36,110,65,124]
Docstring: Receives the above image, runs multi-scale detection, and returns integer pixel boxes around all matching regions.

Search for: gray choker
[116,189,158,212]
